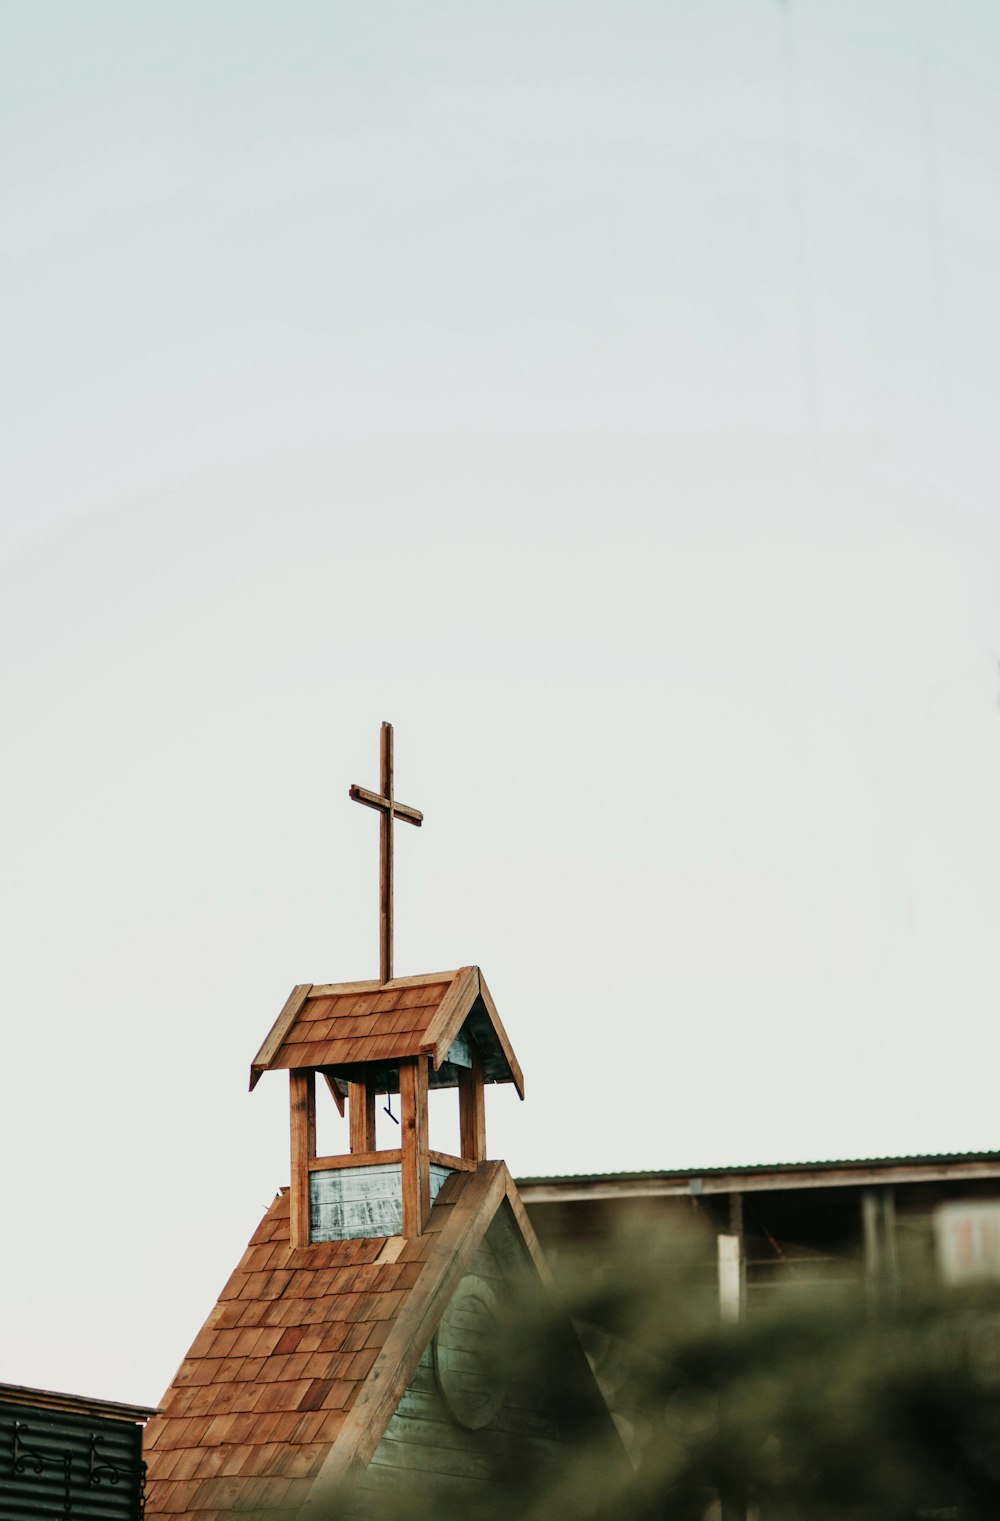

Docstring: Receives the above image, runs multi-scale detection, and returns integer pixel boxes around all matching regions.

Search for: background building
[519,1150,1000,1316]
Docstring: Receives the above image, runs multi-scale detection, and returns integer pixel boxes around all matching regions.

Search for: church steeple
[143,723,619,1521]
[248,724,523,1247]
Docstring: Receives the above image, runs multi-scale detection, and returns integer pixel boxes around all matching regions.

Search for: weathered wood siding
[311,1162,452,1241]
[348,1204,565,1512]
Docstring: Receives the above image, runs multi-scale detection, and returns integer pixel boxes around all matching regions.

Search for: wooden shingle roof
[144,1163,543,1520]
[250,966,523,1099]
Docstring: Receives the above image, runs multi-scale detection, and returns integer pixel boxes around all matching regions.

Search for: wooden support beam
[289,1069,316,1249]
[458,1043,487,1162]
[320,1070,345,1117]
[400,1056,430,1237]
[718,1197,747,1521]
[309,1149,403,1172]
[307,1147,475,1174]
[428,1150,477,1173]
[349,1079,377,1154]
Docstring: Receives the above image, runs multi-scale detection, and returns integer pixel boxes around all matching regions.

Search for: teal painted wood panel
[395,1385,556,1439]
[311,1163,453,1241]
[348,1207,565,1516]
[443,1029,472,1068]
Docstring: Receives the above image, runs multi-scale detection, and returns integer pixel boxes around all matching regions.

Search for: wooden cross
[349,722,423,984]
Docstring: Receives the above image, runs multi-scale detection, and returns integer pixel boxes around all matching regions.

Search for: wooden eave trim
[249,984,313,1090]
[419,965,479,1069]
[306,969,463,998]
[475,971,524,1099]
[501,1174,554,1284]
[300,1161,509,1514]
[0,1383,159,1423]
[417,967,525,1098]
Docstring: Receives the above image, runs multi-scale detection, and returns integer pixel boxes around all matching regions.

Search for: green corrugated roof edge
[515,1150,1000,1187]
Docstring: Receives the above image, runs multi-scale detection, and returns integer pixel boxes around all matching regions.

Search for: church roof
[250,965,524,1098]
[143,1162,544,1520]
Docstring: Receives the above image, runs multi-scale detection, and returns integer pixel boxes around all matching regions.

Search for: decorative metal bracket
[90,1431,122,1486]
[13,1421,72,1520]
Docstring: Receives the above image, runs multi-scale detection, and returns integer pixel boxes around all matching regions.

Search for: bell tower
[248,724,523,1248]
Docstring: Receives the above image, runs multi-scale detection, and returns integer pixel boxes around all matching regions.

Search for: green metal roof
[516,1150,1000,1188]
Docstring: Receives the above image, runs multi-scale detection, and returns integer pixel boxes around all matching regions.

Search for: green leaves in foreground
[293,1213,1000,1521]
[418,1215,1000,1521]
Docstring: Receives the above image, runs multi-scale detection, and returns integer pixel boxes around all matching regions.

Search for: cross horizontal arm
[349,784,423,826]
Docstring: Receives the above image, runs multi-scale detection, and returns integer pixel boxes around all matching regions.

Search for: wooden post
[718,1196,747,1521]
[458,1044,487,1162]
[400,1057,430,1236]
[290,1069,316,1249]
[718,1192,745,1324]
[862,1187,899,1316]
[349,1078,377,1154]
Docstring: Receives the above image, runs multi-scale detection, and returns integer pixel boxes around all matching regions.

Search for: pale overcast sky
[3,0,1000,1405]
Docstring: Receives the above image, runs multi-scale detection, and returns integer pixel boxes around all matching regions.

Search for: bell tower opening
[266,969,516,1248]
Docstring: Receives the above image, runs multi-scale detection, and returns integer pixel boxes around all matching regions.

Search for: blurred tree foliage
[343,1210,1000,1521]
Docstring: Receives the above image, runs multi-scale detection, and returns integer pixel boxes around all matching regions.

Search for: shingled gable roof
[143,1162,565,1520]
[249,965,524,1099]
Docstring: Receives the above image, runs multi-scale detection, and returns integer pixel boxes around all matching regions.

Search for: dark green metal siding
[0,1403,145,1521]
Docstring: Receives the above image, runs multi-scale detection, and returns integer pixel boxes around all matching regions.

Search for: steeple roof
[250,965,524,1098]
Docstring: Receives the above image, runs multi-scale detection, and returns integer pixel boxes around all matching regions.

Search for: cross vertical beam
[350,722,423,984]
[379,721,393,985]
